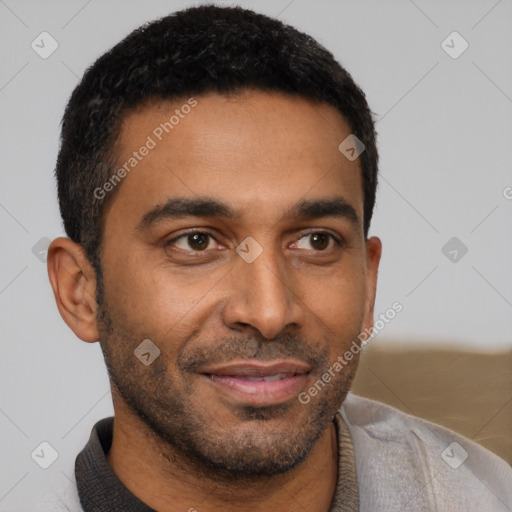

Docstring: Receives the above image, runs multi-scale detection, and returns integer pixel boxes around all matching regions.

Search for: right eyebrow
[136,197,235,231]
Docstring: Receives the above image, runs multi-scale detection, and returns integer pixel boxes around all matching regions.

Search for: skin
[47,90,381,512]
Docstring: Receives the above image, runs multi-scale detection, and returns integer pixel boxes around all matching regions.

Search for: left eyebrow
[286,197,360,229]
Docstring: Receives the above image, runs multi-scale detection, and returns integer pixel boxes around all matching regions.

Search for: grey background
[0,0,511,509]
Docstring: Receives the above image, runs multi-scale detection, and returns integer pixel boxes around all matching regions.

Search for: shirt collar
[75,417,155,511]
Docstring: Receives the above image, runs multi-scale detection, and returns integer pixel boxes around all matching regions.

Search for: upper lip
[198,360,312,377]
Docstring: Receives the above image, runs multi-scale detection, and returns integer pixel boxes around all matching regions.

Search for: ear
[360,236,382,335]
[47,237,100,343]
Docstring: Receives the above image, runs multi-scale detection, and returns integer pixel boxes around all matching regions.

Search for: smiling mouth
[199,360,312,406]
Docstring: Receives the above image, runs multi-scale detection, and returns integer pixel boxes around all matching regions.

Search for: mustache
[178,332,329,373]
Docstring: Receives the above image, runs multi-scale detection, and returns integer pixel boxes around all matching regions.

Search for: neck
[106,398,339,512]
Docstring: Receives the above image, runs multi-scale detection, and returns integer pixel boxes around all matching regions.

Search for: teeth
[243,373,288,382]
[264,373,288,382]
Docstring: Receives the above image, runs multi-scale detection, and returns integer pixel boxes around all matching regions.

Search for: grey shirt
[41,394,512,511]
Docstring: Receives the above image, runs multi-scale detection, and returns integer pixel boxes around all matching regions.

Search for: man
[45,4,512,511]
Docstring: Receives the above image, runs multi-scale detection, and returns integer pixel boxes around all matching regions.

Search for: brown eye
[188,232,210,250]
[294,232,335,251]
[168,231,215,251]
[309,233,330,250]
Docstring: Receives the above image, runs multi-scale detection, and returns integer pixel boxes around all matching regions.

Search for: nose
[220,246,304,340]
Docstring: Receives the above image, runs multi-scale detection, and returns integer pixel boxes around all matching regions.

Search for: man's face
[96,90,380,476]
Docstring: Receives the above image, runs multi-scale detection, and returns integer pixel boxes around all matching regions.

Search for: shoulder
[341,393,512,511]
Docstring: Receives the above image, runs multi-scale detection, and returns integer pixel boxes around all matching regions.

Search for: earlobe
[47,237,100,343]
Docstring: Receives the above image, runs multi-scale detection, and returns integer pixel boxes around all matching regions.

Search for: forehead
[106,90,364,229]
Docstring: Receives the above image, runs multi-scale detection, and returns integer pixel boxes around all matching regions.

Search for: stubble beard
[96,291,358,481]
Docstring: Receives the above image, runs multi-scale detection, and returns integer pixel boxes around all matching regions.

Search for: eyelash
[165,229,344,252]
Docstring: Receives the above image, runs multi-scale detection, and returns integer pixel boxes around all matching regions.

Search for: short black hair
[56,4,378,274]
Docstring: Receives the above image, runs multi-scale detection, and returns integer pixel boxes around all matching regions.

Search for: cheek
[101,256,222,340]
[295,268,368,366]
[297,267,367,327]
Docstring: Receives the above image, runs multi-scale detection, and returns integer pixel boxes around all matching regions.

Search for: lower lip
[204,374,308,406]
